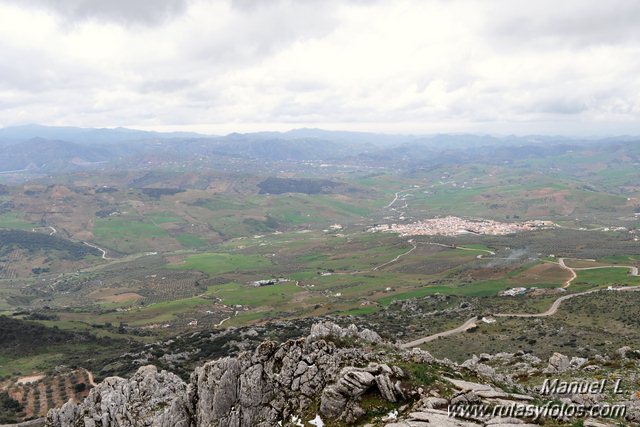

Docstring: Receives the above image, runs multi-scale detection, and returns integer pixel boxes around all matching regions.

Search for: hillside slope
[46,322,640,426]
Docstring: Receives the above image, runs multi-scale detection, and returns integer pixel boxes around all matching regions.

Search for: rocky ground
[46,322,640,427]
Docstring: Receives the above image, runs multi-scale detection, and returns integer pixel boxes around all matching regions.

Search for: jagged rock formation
[46,324,640,427]
[46,365,190,427]
[543,352,588,374]
[46,323,395,427]
[320,363,404,421]
[308,321,382,344]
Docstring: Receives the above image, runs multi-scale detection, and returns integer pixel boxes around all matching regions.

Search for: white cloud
[0,0,639,135]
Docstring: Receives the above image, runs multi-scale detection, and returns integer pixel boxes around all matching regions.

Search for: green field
[574,267,639,286]
[169,252,271,275]
[1,141,640,388]
[205,282,302,307]
[94,217,169,240]
[0,212,35,230]
[176,234,208,248]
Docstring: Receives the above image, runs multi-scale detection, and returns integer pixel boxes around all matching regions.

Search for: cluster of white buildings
[252,278,290,287]
[499,287,528,297]
[369,216,552,237]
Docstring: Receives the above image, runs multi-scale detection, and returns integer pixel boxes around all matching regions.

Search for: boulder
[544,352,571,373]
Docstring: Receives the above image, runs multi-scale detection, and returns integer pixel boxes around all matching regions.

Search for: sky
[0,0,639,136]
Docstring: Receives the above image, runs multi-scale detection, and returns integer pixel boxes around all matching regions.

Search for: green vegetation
[1,140,640,388]
[176,234,208,248]
[0,229,99,259]
[94,217,168,240]
[574,267,639,286]
[0,391,22,423]
[0,212,35,230]
[205,282,301,307]
[93,217,171,252]
[0,316,127,378]
[147,212,184,224]
[169,253,271,275]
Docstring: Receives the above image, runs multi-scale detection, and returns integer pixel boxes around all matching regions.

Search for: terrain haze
[2,1,640,426]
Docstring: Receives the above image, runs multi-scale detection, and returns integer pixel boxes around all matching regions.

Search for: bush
[0,391,23,423]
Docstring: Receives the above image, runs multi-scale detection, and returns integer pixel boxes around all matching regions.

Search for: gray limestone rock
[45,365,190,427]
[544,352,571,373]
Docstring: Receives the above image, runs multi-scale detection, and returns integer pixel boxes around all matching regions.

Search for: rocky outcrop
[46,365,190,427]
[386,377,538,427]
[308,321,382,344]
[47,323,394,427]
[543,352,588,374]
[46,323,640,427]
[189,337,362,426]
[320,363,404,421]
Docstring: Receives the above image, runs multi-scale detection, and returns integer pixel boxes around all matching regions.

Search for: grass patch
[169,253,270,275]
[0,213,35,230]
[175,234,208,248]
[205,282,301,307]
[336,306,379,316]
[94,217,168,240]
[574,267,639,286]
[146,212,184,224]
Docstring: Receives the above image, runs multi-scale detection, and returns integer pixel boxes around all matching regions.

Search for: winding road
[401,316,479,348]
[401,258,640,347]
[373,240,417,271]
[370,240,496,273]
[402,286,640,348]
[384,187,417,209]
[556,257,638,288]
[557,258,578,288]
[83,241,112,260]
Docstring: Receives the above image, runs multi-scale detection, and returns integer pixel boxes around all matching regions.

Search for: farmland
[0,137,639,423]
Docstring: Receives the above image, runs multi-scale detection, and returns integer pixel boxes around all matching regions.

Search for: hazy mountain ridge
[1,125,639,174]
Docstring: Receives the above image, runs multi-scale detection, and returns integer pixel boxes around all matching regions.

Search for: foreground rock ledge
[45,322,640,427]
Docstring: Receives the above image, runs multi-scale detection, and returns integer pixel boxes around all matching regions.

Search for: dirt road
[402,285,640,347]
[83,241,112,260]
[373,240,417,271]
[401,316,478,348]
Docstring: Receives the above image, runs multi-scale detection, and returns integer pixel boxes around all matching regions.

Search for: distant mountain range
[0,124,583,146]
[0,124,208,144]
[0,124,637,174]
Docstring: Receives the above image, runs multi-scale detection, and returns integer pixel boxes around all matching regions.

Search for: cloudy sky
[1,0,639,135]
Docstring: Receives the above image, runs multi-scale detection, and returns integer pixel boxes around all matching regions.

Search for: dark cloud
[2,0,191,25]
